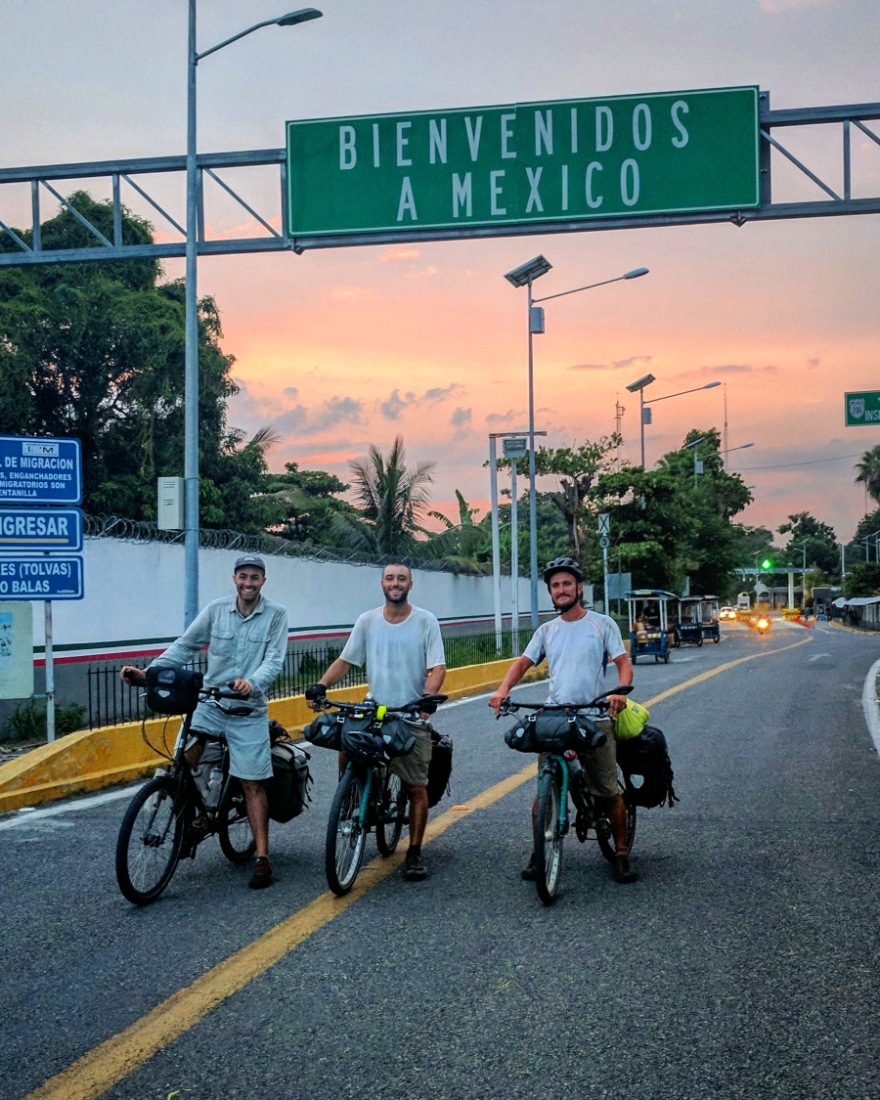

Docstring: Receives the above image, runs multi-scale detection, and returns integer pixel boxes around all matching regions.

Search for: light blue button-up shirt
[150,595,288,709]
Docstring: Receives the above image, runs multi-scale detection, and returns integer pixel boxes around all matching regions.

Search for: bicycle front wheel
[376,770,407,856]
[325,769,368,896]
[115,776,185,905]
[534,766,564,905]
[217,780,256,864]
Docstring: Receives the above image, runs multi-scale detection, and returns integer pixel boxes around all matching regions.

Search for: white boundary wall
[31,537,554,658]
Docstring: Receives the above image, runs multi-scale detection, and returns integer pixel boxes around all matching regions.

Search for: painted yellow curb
[0,656,547,814]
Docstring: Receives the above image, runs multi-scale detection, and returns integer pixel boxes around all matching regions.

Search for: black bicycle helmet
[543,556,584,584]
[341,727,387,765]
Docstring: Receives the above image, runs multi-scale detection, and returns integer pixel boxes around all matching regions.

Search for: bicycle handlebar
[316,693,448,718]
[497,684,632,717]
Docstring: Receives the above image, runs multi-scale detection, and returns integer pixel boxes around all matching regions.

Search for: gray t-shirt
[523,610,626,705]
[340,605,446,709]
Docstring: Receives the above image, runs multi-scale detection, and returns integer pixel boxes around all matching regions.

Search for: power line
[734,452,863,472]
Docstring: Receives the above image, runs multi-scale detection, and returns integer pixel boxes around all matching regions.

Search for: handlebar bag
[263,740,312,823]
[615,725,679,809]
[145,666,204,715]
[504,712,580,754]
[426,730,453,807]
[303,713,343,752]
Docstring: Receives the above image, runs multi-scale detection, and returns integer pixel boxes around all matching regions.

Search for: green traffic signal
[761,558,773,570]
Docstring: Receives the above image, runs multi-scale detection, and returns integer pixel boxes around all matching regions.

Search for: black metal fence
[86,629,519,729]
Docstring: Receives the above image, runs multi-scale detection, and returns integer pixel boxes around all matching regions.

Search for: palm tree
[336,436,436,556]
[855,446,880,505]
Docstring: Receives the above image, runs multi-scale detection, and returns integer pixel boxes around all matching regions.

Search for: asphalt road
[2,621,880,1100]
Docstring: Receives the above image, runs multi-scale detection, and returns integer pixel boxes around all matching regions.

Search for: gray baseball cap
[233,554,266,572]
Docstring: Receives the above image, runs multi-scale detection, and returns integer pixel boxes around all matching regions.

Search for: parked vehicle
[673,596,704,647]
[626,590,676,664]
[700,596,722,642]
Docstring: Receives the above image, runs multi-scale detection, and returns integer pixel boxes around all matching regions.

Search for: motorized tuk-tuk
[674,596,704,647]
[626,590,676,664]
[700,596,721,643]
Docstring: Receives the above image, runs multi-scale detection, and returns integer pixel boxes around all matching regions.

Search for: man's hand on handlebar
[228,678,253,698]
[305,682,328,711]
[488,690,508,717]
[120,666,146,686]
[606,693,628,719]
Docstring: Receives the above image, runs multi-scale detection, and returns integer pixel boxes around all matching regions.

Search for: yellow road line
[24,634,811,1100]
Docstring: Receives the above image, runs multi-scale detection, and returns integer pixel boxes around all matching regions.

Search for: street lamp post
[183,4,322,625]
[629,379,722,468]
[505,257,649,630]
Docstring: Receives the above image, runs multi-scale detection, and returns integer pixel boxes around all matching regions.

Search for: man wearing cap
[120,555,288,889]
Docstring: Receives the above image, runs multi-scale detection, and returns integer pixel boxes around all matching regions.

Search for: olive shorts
[538,719,621,799]
[390,721,433,788]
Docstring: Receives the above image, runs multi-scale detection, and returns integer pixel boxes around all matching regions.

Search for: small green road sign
[286,85,760,238]
[845,391,880,426]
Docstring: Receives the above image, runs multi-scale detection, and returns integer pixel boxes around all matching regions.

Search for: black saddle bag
[504,712,605,754]
[303,712,343,751]
[615,725,679,809]
[262,738,312,823]
[426,729,453,807]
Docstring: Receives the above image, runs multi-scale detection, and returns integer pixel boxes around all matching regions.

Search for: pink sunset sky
[3,0,880,545]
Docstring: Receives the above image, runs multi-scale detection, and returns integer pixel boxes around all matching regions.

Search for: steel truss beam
[1,95,879,267]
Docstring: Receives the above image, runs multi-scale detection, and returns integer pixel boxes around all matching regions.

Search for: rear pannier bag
[145,666,204,715]
[426,729,453,807]
[262,740,312,823]
[504,712,606,755]
[614,725,679,809]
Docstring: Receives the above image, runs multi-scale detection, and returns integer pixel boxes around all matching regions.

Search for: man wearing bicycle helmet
[489,556,637,883]
[120,555,288,890]
[306,562,446,882]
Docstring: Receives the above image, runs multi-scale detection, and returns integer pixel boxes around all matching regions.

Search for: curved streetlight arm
[197,8,322,61]
[533,267,649,304]
[646,382,721,404]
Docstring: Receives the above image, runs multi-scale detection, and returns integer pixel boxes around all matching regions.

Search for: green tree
[335,436,436,556]
[777,512,839,576]
[261,461,358,544]
[855,446,880,505]
[842,562,880,599]
[0,191,274,531]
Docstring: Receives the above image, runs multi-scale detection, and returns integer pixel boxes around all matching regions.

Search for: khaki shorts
[538,719,621,800]
[390,722,433,788]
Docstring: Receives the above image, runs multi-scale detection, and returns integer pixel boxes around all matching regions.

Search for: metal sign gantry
[1,93,879,266]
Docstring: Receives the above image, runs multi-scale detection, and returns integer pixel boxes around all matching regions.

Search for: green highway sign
[286,85,760,238]
[845,391,880,426]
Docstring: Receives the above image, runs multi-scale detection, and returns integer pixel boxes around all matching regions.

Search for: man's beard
[383,588,409,605]
[552,593,580,613]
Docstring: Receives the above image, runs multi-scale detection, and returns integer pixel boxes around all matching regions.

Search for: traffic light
[760,558,773,570]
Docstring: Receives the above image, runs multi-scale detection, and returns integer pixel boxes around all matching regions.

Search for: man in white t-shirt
[489,557,637,883]
[307,562,446,881]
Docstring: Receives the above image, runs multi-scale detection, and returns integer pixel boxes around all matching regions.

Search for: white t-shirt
[523,610,626,705]
[340,605,446,709]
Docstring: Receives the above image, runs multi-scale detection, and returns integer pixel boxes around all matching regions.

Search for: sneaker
[614,854,638,884]
[404,851,427,881]
[248,856,273,890]
[521,854,537,881]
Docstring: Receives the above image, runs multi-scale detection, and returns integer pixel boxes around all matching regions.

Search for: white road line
[0,784,142,831]
[860,656,880,760]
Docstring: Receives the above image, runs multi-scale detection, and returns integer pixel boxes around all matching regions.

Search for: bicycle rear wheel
[376,770,407,856]
[325,769,368,896]
[115,776,185,905]
[534,765,564,905]
[597,775,637,863]
[217,780,256,864]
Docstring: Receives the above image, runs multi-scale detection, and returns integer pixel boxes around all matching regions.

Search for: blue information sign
[0,508,83,552]
[0,435,82,505]
[0,556,84,600]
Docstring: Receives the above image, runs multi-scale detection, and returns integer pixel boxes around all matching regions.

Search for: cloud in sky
[275,395,363,437]
[675,363,778,380]
[329,286,380,302]
[283,386,299,399]
[450,406,472,430]
[760,0,838,12]
[378,383,463,420]
[807,358,821,369]
[377,246,421,263]
[568,356,653,372]
[486,408,526,424]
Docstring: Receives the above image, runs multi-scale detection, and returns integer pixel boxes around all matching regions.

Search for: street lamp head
[703,381,722,390]
[626,373,656,393]
[683,437,705,450]
[504,254,552,288]
[623,267,650,279]
[739,441,755,449]
[276,8,323,26]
